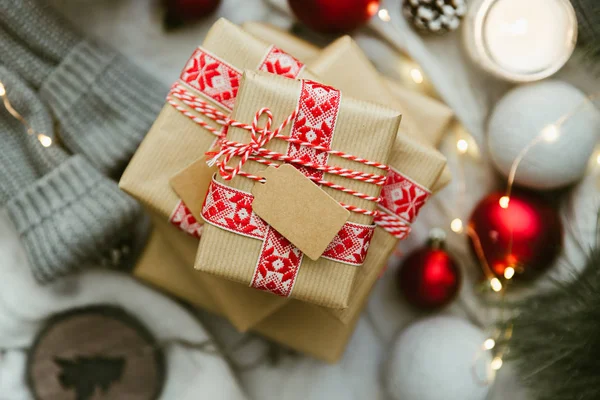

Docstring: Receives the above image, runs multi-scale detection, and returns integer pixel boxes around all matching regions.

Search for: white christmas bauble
[488,81,600,190]
[386,316,492,400]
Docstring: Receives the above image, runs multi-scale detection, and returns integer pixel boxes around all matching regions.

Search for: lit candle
[464,0,577,82]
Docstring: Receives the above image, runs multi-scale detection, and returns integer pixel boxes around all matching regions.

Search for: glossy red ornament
[288,0,380,34]
[164,0,221,29]
[397,241,461,310]
[468,191,563,279]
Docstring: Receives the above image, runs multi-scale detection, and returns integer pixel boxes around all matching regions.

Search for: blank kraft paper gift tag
[252,164,350,261]
[170,157,216,220]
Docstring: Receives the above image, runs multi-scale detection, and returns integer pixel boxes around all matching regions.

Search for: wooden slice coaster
[27,305,165,400]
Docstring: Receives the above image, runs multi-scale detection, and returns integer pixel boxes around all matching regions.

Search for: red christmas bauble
[164,0,221,28]
[397,245,460,310]
[468,191,563,279]
[288,0,380,34]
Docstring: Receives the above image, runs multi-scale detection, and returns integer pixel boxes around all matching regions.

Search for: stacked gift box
[120,19,452,362]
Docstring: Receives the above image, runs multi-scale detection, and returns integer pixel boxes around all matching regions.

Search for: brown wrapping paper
[134,134,445,361]
[130,21,447,359]
[197,32,450,329]
[135,218,222,316]
[384,78,453,147]
[243,22,321,63]
[120,18,317,222]
[307,36,452,193]
[132,220,355,362]
[121,18,322,330]
[195,70,400,309]
[242,23,454,148]
[243,24,452,193]
[330,135,445,323]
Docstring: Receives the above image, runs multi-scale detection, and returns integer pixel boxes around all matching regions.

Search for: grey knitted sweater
[0,0,167,177]
[0,0,166,282]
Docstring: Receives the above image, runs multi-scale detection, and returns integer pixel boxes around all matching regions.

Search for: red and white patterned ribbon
[374,167,431,239]
[202,178,374,265]
[168,46,305,236]
[168,45,431,281]
[202,80,379,297]
[169,201,204,239]
[251,79,337,296]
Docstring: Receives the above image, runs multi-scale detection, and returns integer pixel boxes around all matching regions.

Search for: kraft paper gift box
[194,70,400,309]
[242,23,452,193]
[130,18,447,326]
[242,22,454,149]
[131,21,447,361]
[298,35,452,194]
[120,18,318,229]
[196,32,449,329]
[136,219,222,316]
[134,133,445,362]
[121,18,331,326]
[243,21,321,63]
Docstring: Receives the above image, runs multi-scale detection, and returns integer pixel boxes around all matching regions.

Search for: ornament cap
[427,227,447,250]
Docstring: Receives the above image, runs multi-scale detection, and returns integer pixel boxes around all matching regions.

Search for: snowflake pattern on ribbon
[379,168,430,223]
[323,223,375,265]
[201,179,374,267]
[180,49,242,111]
[259,47,305,79]
[201,180,267,239]
[251,229,304,296]
[170,46,306,239]
[169,201,204,239]
[286,81,341,179]
[250,80,342,296]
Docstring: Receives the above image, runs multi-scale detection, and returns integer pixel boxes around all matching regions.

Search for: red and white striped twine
[167,82,389,217]
[374,213,411,237]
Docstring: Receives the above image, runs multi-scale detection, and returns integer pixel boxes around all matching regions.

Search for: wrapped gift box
[195,70,400,308]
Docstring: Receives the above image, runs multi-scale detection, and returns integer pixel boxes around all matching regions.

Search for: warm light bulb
[499,196,510,209]
[450,218,463,233]
[542,124,559,142]
[378,8,391,22]
[596,153,600,165]
[504,266,515,279]
[37,134,52,147]
[456,139,469,154]
[483,338,496,350]
[491,356,503,371]
[0,82,5,97]
[410,68,424,84]
[490,278,502,292]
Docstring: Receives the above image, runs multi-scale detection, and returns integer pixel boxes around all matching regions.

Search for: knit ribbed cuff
[6,155,142,283]
[40,40,167,178]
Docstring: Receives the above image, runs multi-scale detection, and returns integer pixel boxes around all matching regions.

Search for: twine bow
[208,107,297,181]
[169,81,389,216]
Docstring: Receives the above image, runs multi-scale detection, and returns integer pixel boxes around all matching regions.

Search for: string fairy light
[483,338,496,350]
[378,8,391,22]
[450,217,463,233]
[498,195,510,209]
[503,266,515,280]
[409,68,424,84]
[490,356,503,371]
[440,88,599,379]
[357,1,598,380]
[456,139,469,154]
[0,80,53,147]
[503,93,600,204]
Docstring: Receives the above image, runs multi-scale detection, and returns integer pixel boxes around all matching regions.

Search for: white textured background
[1,0,599,399]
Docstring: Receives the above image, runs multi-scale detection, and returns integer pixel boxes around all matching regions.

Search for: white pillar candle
[464,0,577,82]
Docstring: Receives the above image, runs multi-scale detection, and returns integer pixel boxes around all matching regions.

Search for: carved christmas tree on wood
[54,356,125,400]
